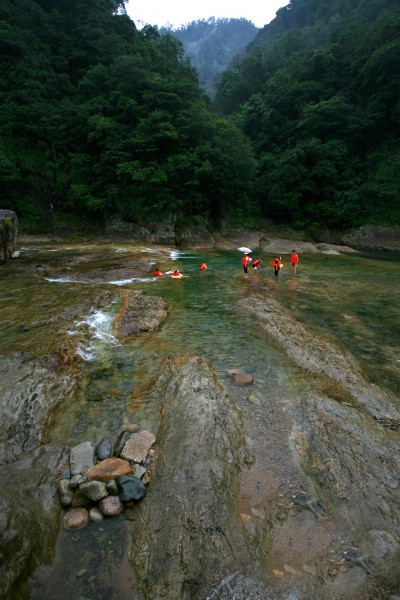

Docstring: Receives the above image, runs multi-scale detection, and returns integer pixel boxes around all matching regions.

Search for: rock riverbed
[1,237,400,600]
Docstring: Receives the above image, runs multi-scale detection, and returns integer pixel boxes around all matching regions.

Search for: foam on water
[169,249,196,260]
[108,277,155,285]
[68,309,120,361]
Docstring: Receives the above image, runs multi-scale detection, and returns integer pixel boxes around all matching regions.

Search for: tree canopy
[0,0,256,231]
[215,0,400,228]
[1,0,399,233]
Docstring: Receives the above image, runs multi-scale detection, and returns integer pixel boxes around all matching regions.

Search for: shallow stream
[1,241,399,598]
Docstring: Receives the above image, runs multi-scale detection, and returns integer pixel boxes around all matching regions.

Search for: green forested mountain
[1,0,399,234]
[215,0,400,228]
[161,18,259,98]
[0,0,256,231]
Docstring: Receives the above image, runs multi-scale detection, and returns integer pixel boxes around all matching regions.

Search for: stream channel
[1,241,399,599]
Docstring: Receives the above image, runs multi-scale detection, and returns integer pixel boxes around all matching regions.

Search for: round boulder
[117,475,147,502]
[99,495,124,516]
[63,508,89,530]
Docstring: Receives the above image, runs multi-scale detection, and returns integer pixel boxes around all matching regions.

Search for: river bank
[17,222,400,254]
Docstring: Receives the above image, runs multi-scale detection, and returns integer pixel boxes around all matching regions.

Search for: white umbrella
[237,246,252,253]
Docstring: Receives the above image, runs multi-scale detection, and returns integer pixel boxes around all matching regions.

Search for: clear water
[1,243,400,444]
[2,241,400,598]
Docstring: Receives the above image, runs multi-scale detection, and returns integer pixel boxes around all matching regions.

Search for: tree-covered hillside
[1,0,399,235]
[0,0,256,231]
[161,18,259,98]
[216,0,400,228]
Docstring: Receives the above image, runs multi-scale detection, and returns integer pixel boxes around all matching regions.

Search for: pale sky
[125,0,288,30]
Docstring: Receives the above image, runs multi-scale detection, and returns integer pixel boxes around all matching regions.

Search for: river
[1,241,399,599]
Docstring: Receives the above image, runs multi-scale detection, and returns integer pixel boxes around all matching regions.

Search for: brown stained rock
[84,457,132,482]
[120,431,156,464]
[63,508,89,530]
[232,372,254,385]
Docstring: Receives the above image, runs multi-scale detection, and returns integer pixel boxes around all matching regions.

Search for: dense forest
[216,0,400,228]
[161,18,259,97]
[0,0,257,232]
[0,0,399,233]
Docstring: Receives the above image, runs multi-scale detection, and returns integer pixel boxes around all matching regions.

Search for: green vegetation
[215,0,400,228]
[0,0,256,232]
[0,0,399,234]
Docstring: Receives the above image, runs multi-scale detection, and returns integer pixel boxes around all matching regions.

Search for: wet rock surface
[0,444,68,596]
[238,292,400,598]
[113,290,168,337]
[0,354,75,465]
[129,353,268,600]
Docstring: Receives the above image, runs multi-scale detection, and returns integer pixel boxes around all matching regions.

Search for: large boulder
[129,353,265,600]
[0,354,75,465]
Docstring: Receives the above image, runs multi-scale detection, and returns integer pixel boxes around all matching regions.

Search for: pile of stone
[58,428,156,529]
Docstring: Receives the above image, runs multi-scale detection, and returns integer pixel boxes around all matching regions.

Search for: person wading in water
[290,250,298,276]
[242,254,252,273]
[272,256,282,276]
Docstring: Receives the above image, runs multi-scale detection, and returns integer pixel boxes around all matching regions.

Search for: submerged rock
[232,371,254,386]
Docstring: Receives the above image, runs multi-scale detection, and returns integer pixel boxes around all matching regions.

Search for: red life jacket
[242,255,251,266]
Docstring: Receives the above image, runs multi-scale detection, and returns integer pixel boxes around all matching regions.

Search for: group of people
[154,250,299,279]
[241,254,262,273]
[242,250,298,276]
[153,267,187,278]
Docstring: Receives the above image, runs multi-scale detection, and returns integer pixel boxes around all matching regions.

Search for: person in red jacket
[253,258,262,271]
[290,250,298,275]
[171,269,183,278]
[272,256,281,276]
[200,262,207,271]
[241,253,252,273]
[154,267,164,276]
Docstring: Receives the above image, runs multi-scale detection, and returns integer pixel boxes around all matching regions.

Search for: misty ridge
[160,18,260,96]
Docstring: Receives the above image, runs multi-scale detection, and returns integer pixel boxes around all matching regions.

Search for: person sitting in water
[154,267,164,276]
[171,269,184,278]
[253,258,262,271]
[200,262,207,271]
